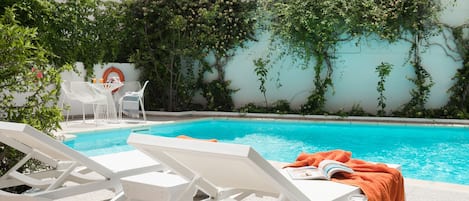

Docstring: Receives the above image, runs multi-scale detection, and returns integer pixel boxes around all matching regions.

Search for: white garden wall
[223,33,462,114]
[60,0,468,117]
[220,0,468,114]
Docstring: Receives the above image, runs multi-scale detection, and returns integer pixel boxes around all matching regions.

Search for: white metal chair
[113,81,142,103]
[60,80,85,123]
[69,81,109,122]
[118,80,149,121]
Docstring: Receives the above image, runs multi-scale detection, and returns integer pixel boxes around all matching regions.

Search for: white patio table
[92,82,124,122]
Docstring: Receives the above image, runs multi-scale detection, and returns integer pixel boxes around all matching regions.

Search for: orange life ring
[102,66,125,93]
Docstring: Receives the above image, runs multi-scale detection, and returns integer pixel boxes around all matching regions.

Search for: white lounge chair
[125,134,361,201]
[118,80,149,121]
[0,121,163,201]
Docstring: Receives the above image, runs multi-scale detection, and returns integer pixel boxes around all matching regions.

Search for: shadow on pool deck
[56,112,469,201]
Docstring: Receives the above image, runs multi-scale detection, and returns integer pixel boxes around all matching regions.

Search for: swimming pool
[64,118,469,185]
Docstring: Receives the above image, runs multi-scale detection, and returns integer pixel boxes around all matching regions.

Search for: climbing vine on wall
[397,41,434,117]
[196,0,258,111]
[254,58,270,108]
[124,0,257,111]
[376,62,393,116]
[261,0,443,115]
[443,24,469,118]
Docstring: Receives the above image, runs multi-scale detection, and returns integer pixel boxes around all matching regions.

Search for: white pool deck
[53,112,469,201]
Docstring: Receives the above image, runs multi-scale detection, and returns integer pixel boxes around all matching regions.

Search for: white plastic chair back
[119,80,149,121]
[114,81,141,102]
[138,80,150,98]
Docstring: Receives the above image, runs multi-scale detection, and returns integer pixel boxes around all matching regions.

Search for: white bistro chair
[113,81,142,103]
[60,80,85,123]
[119,80,149,121]
[68,81,108,123]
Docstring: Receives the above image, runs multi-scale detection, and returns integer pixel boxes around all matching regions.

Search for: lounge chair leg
[139,98,146,121]
[46,162,78,191]
[65,106,70,125]
[1,153,33,180]
[110,191,127,201]
[278,194,287,201]
[82,103,86,123]
[118,100,122,120]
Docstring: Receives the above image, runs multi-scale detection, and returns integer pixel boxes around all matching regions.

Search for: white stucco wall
[59,0,467,116]
[222,32,464,113]
[220,0,468,114]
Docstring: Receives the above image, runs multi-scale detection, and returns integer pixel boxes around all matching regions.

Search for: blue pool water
[64,118,469,185]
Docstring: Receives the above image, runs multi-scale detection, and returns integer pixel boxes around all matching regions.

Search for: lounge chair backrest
[0,121,163,200]
[0,122,113,177]
[135,80,149,98]
[127,134,310,201]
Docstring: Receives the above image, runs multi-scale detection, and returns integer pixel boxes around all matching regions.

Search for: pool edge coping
[146,111,469,126]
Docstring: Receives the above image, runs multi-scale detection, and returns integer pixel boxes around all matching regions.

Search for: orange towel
[176,135,218,142]
[285,150,405,201]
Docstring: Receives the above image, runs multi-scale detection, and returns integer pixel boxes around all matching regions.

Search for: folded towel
[285,150,405,201]
[176,135,218,142]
